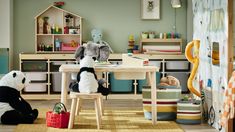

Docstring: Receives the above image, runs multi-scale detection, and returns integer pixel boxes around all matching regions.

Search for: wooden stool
[68,92,103,129]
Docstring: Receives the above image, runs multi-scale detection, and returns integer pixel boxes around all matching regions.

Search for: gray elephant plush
[74,42,110,62]
[90,29,113,53]
[71,42,110,96]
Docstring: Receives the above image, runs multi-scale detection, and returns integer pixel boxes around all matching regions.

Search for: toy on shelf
[61,40,79,51]
[89,29,113,53]
[128,34,134,53]
[185,40,201,97]
[53,1,65,8]
[55,38,61,51]
[38,18,44,34]
[43,17,49,34]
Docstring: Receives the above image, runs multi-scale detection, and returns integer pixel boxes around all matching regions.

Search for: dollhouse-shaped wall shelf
[35,5,82,53]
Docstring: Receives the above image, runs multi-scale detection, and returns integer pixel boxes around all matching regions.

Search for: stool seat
[68,92,103,129]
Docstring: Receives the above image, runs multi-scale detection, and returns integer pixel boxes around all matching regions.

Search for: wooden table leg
[61,72,68,106]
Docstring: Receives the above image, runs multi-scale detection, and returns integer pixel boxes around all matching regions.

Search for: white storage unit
[19,53,189,99]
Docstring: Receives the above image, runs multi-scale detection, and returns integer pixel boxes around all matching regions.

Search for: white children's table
[59,64,159,125]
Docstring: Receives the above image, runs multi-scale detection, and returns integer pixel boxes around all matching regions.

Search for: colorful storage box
[176,100,201,124]
[142,85,181,120]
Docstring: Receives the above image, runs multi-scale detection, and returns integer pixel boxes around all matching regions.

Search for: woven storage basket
[142,85,181,120]
[176,100,201,124]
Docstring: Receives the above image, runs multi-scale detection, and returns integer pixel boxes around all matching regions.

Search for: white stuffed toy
[70,55,110,95]
[0,71,38,124]
[78,56,99,93]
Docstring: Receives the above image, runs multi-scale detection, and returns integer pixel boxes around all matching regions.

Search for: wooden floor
[0,99,218,132]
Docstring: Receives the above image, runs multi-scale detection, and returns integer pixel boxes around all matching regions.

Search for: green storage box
[109,73,133,92]
[142,85,181,120]
[176,100,201,124]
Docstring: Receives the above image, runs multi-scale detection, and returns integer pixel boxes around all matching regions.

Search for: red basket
[46,103,70,128]
[46,111,70,128]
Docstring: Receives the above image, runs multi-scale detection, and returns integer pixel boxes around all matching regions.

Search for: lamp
[171,0,181,34]
[171,0,181,8]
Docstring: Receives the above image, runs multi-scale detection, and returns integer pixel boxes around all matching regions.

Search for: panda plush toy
[0,71,38,125]
[70,55,110,95]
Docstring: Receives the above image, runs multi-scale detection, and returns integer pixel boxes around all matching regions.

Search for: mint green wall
[13,0,187,69]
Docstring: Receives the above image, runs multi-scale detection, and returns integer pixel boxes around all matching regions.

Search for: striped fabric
[142,86,181,120]
[220,71,235,127]
[176,101,201,124]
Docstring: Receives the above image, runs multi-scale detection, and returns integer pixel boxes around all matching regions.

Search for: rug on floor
[15,108,183,132]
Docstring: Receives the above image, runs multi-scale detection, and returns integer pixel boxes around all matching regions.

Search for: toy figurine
[38,18,44,34]
[55,38,61,51]
[90,29,113,53]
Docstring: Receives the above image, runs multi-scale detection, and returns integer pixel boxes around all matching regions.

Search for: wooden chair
[68,92,103,129]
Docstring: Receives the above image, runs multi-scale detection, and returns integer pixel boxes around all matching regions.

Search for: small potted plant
[141,32,148,39]
[149,32,155,39]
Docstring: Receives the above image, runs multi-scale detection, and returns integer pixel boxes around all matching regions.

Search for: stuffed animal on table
[158,75,180,87]
[70,55,110,96]
[90,28,113,53]
[0,71,38,125]
[75,42,111,62]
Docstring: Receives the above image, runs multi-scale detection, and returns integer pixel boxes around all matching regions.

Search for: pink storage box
[61,43,79,51]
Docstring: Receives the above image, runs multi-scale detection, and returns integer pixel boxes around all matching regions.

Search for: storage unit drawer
[25,72,47,82]
[165,61,190,71]
[24,83,47,92]
[50,61,66,72]
[109,60,122,65]
[109,73,133,92]
[22,61,47,72]
[52,72,71,92]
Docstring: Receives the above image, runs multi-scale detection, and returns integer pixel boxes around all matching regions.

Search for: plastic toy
[90,29,113,53]
[185,40,201,97]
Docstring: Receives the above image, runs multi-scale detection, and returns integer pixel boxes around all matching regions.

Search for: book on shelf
[144,51,182,55]
[142,45,181,51]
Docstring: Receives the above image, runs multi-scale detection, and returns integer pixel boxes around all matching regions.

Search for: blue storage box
[109,73,133,92]
[138,72,161,92]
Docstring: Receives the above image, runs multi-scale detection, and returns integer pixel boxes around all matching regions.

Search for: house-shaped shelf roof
[34,5,82,19]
